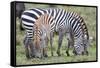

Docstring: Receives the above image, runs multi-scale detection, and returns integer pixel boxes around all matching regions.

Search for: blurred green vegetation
[16,3,97,65]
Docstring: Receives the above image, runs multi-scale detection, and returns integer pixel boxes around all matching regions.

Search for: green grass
[16,42,96,65]
[16,4,97,65]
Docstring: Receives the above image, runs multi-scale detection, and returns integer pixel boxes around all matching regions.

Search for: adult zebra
[45,8,89,56]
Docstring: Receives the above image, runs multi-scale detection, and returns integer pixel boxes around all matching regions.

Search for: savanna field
[16,3,97,65]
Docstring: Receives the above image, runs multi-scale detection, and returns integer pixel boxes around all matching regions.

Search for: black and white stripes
[21,8,89,58]
[45,8,89,55]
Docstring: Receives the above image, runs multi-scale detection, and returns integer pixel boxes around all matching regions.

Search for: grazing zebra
[21,8,47,58]
[45,8,89,56]
[33,14,55,58]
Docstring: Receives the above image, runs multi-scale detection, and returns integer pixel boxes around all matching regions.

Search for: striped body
[46,8,89,40]
[45,8,89,55]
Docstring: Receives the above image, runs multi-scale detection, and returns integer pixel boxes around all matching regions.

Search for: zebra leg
[66,32,74,56]
[23,37,30,59]
[43,37,49,57]
[43,47,48,57]
[40,48,44,59]
[81,38,89,55]
[84,40,89,55]
[57,29,64,56]
[73,48,77,55]
[66,39,70,56]
[85,47,89,56]
[66,33,72,56]
[50,32,54,56]
[82,45,88,55]
[28,39,35,58]
[25,47,30,59]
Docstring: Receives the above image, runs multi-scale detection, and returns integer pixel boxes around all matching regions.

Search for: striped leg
[83,37,89,55]
[43,37,49,57]
[50,32,54,56]
[57,28,64,56]
[23,32,35,58]
[29,39,35,58]
[82,44,88,55]
[23,36,30,59]
[66,39,70,56]
[66,32,73,56]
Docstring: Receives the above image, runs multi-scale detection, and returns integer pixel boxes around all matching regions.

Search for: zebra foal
[21,8,46,58]
[33,14,55,58]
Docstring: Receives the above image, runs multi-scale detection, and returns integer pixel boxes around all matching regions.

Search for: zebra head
[73,43,85,55]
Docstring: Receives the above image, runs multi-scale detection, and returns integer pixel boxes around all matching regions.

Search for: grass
[16,41,96,65]
[16,4,97,65]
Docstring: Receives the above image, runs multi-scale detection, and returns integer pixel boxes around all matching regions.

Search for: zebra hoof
[51,54,53,56]
[26,54,31,59]
[82,52,85,55]
[83,51,88,56]
[73,50,77,56]
[86,51,89,56]
[31,54,35,58]
[57,51,61,56]
[58,54,61,56]
[44,54,48,58]
[51,52,54,56]
[66,51,70,56]
[81,51,88,56]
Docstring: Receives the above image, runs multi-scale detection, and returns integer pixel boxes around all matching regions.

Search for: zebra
[33,14,55,58]
[21,8,47,58]
[45,8,89,56]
